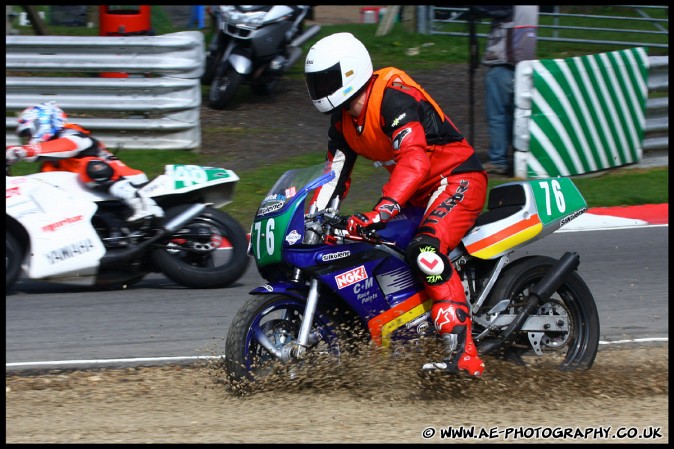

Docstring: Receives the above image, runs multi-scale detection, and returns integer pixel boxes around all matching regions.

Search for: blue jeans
[485,66,515,168]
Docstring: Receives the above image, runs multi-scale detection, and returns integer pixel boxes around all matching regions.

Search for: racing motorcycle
[224,162,600,383]
[6,163,250,292]
[202,5,320,110]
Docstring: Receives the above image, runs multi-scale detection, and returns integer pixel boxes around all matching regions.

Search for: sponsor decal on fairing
[285,230,301,245]
[335,265,368,289]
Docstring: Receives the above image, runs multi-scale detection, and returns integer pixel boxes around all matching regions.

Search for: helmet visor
[305,62,343,101]
[18,127,33,145]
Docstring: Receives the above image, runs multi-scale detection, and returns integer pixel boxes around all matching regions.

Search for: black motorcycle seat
[474,183,526,227]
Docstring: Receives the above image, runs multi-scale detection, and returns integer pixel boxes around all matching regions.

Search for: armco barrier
[513,50,668,179]
[5,31,204,150]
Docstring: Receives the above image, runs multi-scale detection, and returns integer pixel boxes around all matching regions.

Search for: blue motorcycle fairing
[375,206,425,250]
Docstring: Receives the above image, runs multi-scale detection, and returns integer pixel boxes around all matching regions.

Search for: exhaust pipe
[283,25,321,70]
[99,203,208,269]
[479,252,580,355]
[290,24,321,48]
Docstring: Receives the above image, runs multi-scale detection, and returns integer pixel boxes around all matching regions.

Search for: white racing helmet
[304,32,373,114]
[16,101,67,144]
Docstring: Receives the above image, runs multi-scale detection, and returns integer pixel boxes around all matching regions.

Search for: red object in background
[99,5,151,36]
[359,6,381,24]
[99,5,152,78]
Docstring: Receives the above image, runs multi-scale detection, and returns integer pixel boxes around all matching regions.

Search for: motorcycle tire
[201,35,225,86]
[483,255,600,371]
[150,206,250,289]
[208,68,244,110]
[224,294,352,386]
[6,231,23,292]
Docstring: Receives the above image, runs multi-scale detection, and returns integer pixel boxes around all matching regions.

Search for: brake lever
[360,226,382,242]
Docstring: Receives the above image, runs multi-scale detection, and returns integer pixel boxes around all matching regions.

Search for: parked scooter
[202,5,320,110]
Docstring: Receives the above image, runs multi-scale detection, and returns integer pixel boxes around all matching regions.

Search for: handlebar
[318,212,396,247]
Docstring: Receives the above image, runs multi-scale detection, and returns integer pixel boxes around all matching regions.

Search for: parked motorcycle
[224,162,600,384]
[202,5,320,110]
[6,163,250,292]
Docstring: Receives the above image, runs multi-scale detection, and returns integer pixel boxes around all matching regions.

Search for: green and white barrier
[513,47,649,179]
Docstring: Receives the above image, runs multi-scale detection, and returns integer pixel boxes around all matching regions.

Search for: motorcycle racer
[304,33,488,376]
[6,101,163,223]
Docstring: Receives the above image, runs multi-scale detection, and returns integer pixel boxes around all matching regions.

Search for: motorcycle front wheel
[208,68,244,110]
[201,34,225,85]
[224,294,349,385]
[150,206,249,289]
[482,255,600,371]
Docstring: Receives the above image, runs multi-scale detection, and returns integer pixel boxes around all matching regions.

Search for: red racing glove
[347,197,401,235]
[5,145,39,164]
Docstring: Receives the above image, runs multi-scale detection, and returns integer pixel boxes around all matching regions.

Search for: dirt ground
[5,344,669,443]
[5,6,668,444]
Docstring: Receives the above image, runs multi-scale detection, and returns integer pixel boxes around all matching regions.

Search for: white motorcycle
[6,163,250,292]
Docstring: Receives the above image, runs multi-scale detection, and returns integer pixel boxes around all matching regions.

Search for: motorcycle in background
[224,162,600,385]
[202,5,320,110]
[6,163,250,292]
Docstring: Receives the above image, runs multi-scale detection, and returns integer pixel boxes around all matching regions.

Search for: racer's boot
[109,179,164,223]
[421,301,485,377]
[124,195,164,222]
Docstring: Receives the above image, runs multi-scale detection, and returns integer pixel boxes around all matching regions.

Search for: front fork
[213,39,238,78]
[285,198,337,360]
[294,277,321,357]
[254,271,322,364]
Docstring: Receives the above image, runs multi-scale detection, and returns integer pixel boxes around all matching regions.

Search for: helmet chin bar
[313,96,338,114]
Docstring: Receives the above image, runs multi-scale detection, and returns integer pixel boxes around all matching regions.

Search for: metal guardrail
[5,31,204,150]
[643,56,668,152]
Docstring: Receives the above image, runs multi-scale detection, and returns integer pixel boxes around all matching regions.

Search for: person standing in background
[471,5,538,176]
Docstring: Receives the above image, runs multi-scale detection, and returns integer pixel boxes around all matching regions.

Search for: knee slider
[406,234,453,285]
[86,159,115,188]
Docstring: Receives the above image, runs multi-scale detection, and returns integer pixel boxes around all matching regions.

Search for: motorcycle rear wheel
[150,206,249,289]
[482,255,600,371]
[224,294,349,386]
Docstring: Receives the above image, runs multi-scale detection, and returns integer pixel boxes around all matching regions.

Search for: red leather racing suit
[31,124,148,187]
[314,67,488,350]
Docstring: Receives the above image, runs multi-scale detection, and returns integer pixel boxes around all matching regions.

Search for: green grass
[9,157,668,230]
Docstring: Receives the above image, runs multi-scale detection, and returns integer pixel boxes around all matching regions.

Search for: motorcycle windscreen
[251,163,335,266]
